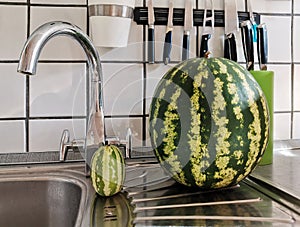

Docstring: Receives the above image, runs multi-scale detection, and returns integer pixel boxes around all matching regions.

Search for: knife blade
[163,0,174,65]
[147,0,155,64]
[257,23,268,70]
[199,0,214,58]
[224,0,238,61]
[182,0,193,61]
[241,20,254,71]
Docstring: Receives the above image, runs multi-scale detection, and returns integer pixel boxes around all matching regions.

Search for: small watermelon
[91,145,125,197]
[149,57,269,189]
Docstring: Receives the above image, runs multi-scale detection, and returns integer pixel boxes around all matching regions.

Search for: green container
[251,70,274,165]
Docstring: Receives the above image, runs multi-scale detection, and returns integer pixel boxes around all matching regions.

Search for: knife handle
[257,23,268,70]
[182,32,190,61]
[163,30,172,65]
[199,34,211,58]
[224,33,237,62]
[148,25,155,64]
[241,20,254,71]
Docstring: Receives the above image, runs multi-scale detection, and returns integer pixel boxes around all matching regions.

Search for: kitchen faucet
[17,21,105,175]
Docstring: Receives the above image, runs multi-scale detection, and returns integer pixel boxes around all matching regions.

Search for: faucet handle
[59,129,85,161]
[59,129,70,161]
[106,128,132,159]
[59,128,132,161]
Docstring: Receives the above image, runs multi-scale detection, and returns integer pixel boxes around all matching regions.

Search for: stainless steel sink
[0,164,93,227]
[0,151,299,227]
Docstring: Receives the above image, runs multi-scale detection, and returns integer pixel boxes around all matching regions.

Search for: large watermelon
[149,57,269,189]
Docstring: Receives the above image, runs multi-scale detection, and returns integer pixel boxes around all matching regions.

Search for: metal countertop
[252,140,300,201]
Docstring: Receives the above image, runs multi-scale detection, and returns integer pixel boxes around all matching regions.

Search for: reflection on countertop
[252,140,300,206]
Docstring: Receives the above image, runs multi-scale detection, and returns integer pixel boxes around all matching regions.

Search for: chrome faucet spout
[17,21,105,175]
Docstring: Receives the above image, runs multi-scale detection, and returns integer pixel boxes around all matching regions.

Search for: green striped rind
[91,145,125,197]
[149,57,269,189]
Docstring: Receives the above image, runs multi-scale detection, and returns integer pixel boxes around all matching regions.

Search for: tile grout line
[142,0,147,146]
[25,0,31,153]
[290,0,295,139]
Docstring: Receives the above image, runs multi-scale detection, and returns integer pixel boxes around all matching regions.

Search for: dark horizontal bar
[134,7,260,27]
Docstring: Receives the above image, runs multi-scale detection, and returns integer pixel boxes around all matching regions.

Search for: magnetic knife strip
[133,7,260,27]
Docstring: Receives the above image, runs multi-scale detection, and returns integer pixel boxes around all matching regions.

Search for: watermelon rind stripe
[149,57,269,189]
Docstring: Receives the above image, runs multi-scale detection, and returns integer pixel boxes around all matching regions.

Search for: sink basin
[0,164,91,227]
[0,177,81,227]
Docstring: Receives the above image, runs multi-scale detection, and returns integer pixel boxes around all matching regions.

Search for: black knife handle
[241,20,254,71]
[182,33,190,61]
[148,26,155,64]
[199,34,211,58]
[163,30,172,65]
[224,33,237,62]
[257,23,268,70]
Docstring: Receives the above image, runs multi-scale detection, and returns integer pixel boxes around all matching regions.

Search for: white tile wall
[29,63,86,117]
[293,17,300,62]
[268,65,292,112]
[0,5,27,60]
[145,63,174,113]
[30,6,87,60]
[0,121,25,153]
[251,0,291,14]
[294,65,300,111]
[105,117,143,147]
[0,64,26,118]
[31,0,86,4]
[274,113,291,140]
[102,63,143,115]
[293,113,300,138]
[29,119,85,152]
[261,16,291,63]
[0,0,299,154]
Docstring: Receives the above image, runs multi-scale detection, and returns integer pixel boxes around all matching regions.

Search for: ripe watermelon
[91,145,125,197]
[149,57,269,189]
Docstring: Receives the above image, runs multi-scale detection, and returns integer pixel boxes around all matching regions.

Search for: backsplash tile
[269,65,292,112]
[293,113,300,138]
[29,63,86,117]
[294,65,300,111]
[30,6,87,60]
[0,121,25,153]
[105,117,143,148]
[30,0,86,4]
[0,64,26,118]
[251,0,291,14]
[293,16,300,62]
[102,63,143,116]
[145,64,174,114]
[29,119,85,152]
[274,113,291,140]
[261,16,291,63]
[0,5,27,60]
[0,0,299,154]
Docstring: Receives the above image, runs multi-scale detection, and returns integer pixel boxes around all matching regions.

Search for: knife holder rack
[133,7,260,27]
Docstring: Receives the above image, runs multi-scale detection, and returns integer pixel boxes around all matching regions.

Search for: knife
[247,0,257,42]
[257,23,268,70]
[199,0,214,58]
[224,0,238,61]
[182,0,193,61]
[241,20,254,71]
[163,0,174,65]
[147,0,155,64]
